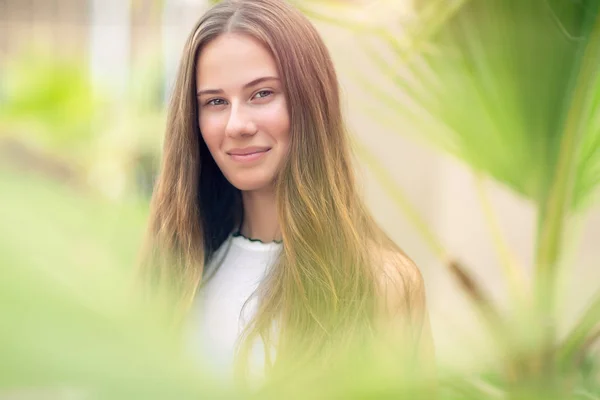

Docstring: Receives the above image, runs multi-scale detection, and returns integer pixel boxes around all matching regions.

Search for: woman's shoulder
[368,241,426,321]
[379,248,423,287]
[368,241,435,380]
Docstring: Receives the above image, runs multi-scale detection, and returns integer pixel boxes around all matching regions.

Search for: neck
[240,188,281,242]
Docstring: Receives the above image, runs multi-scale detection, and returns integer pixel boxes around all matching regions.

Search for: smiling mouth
[228,148,271,162]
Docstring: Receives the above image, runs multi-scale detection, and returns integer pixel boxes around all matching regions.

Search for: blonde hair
[141,0,409,381]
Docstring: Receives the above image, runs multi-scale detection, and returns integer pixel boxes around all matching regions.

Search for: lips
[227,146,271,156]
[227,147,271,163]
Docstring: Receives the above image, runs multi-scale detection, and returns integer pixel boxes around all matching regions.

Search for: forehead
[196,33,280,90]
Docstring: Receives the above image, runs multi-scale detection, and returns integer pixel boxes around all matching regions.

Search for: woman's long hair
[141,0,407,380]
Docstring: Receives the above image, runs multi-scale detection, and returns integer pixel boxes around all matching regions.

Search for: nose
[225,103,258,138]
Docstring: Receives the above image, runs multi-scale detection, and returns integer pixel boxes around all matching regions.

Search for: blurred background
[1,0,599,397]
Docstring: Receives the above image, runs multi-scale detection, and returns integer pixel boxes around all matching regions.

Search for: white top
[187,234,282,379]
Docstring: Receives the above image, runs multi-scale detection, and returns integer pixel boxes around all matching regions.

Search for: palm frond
[334,0,600,212]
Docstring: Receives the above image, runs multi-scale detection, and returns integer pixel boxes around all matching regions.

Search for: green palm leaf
[399,0,598,211]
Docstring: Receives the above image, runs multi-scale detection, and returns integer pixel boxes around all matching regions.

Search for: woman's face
[196,33,291,192]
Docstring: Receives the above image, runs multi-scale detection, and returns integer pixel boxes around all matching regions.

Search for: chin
[227,174,275,192]
[231,182,273,192]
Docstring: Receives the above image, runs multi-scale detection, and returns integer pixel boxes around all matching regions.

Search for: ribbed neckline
[230,232,283,252]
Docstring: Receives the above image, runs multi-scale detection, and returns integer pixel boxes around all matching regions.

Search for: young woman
[142,0,434,385]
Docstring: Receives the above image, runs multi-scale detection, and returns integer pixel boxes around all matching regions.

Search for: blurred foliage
[0,51,165,198]
[0,169,230,399]
[331,0,600,212]
[303,0,600,398]
[0,53,100,166]
[422,0,600,213]
[86,53,166,199]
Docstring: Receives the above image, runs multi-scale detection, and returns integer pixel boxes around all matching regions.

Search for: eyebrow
[196,76,280,96]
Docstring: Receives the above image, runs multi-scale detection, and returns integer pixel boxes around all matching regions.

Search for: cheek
[199,115,225,152]
[262,101,290,143]
[276,112,291,157]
